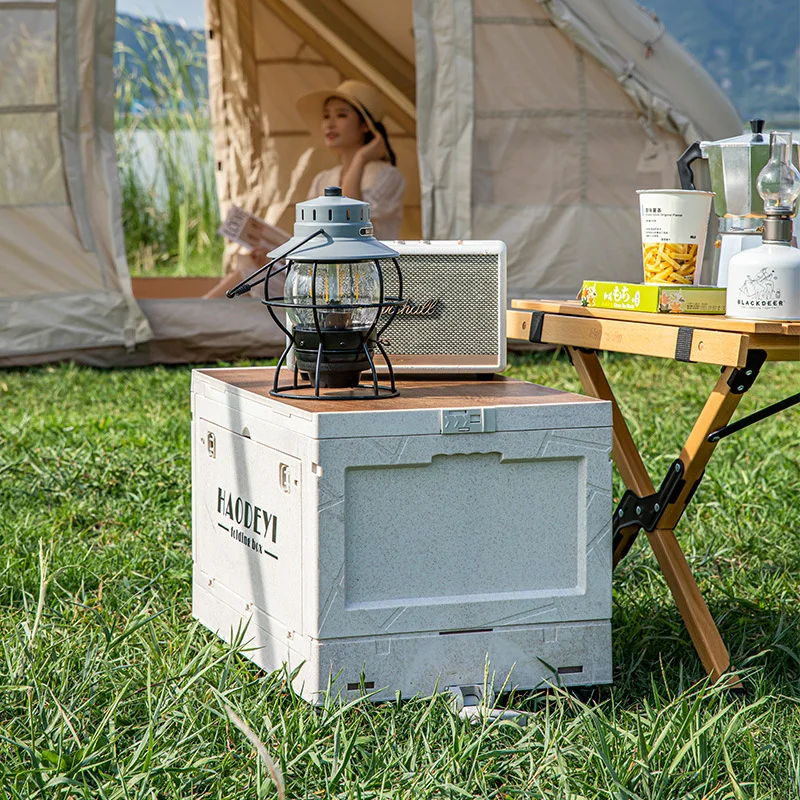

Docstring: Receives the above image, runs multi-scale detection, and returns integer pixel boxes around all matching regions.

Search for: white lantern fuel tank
[726,131,800,321]
[726,244,800,320]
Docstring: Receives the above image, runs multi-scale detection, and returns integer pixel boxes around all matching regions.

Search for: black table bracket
[726,349,767,394]
[674,327,694,362]
[613,458,687,537]
[707,348,799,443]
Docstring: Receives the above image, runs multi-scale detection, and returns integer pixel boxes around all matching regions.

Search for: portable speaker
[375,240,507,374]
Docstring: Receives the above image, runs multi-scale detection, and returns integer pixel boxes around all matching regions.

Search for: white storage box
[191,368,614,703]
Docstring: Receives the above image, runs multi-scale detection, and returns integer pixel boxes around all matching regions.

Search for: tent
[0,0,741,367]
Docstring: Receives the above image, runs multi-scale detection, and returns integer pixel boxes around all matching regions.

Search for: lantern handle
[226,228,326,298]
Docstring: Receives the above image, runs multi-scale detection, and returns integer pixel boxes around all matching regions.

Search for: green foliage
[0,354,799,797]
[115,17,223,277]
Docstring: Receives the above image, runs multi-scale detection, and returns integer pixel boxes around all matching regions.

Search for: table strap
[674,327,694,362]
[527,311,545,343]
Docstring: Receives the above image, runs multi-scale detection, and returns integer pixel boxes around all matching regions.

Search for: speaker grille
[381,253,499,356]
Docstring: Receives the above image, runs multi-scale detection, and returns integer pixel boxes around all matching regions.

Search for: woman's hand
[341,134,388,200]
[355,134,387,164]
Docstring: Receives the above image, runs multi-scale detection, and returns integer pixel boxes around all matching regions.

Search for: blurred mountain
[642,0,799,123]
[115,6,799,122]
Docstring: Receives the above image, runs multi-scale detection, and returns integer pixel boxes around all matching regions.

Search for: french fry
[642,241,698,285]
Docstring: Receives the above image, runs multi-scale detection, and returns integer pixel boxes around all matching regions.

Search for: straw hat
[297,80,386,146]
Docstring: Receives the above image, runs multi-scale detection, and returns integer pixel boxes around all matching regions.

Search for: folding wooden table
[507,300,800,686]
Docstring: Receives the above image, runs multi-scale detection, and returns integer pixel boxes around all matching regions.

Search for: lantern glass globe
[285,261,381,330]
[756,131,800,212]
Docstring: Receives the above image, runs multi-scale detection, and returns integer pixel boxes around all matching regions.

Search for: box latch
[440,408,496,434]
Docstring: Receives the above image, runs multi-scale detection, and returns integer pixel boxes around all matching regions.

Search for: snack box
[579,281,726,314]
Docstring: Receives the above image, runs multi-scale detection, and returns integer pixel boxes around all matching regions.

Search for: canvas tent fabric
[413,0,743,299]
[0,0,742,366]
[211,0,740,299]
[0,0,283,366]
[0,0,151,364]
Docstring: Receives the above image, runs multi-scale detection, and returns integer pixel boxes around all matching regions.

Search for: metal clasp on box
[278,463,292,493]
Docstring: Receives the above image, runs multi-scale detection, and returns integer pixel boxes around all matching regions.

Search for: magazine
[217,205,290,251]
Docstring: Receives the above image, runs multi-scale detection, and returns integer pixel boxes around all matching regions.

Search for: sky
[116,0,205,28]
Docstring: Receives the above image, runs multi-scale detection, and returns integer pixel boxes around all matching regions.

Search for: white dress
[309,161,405,240]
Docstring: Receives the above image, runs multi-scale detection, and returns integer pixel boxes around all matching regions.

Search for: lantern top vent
[269,186,398,263]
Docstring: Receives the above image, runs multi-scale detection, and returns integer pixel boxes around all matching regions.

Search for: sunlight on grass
[1,353,799,797]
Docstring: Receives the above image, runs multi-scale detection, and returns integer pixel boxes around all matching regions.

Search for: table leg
[646,366,750,689]
[645,528,740,685]
[657,367,750,531]
[566,346,747,687]
[566,347,654,565]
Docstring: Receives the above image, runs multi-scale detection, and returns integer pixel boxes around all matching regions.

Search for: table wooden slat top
[195,368,607,413]
[511,299,800,336]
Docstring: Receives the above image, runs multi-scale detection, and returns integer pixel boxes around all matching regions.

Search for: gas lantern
[725,132,800,321]
[227,187,405,399]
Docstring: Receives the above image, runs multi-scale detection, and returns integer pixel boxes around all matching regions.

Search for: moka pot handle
[676,141,702,190]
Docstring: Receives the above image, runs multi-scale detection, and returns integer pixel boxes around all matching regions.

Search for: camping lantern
[228,187,405,399]
[726,131,800,320]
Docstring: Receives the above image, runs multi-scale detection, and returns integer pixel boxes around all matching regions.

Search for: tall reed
[115,16,222,276]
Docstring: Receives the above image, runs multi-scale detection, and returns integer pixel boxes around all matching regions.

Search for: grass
[1,352,799,798]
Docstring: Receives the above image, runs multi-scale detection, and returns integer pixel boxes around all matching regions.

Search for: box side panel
[193,393,324,653]
[344,454,582,603]
[193,570,318,692]
[191,390,199,566]
[313,427,612,639]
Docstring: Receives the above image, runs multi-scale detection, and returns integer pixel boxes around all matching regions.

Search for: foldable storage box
[191,368,614,703]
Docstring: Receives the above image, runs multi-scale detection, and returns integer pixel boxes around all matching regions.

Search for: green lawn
[1,352,799,798]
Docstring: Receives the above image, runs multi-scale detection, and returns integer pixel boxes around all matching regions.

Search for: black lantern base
[294,329,371,390]
[271,328,399,400]
[302,368,365,390]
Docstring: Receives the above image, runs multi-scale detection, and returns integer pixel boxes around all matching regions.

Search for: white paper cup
[637,189,713,285]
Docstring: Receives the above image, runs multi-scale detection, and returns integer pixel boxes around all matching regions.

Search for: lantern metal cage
[227,187,406,400]
[264,254,404,400]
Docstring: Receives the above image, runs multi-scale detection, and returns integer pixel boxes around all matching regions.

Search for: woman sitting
[297,79,405,241]
[207,81,404,297]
